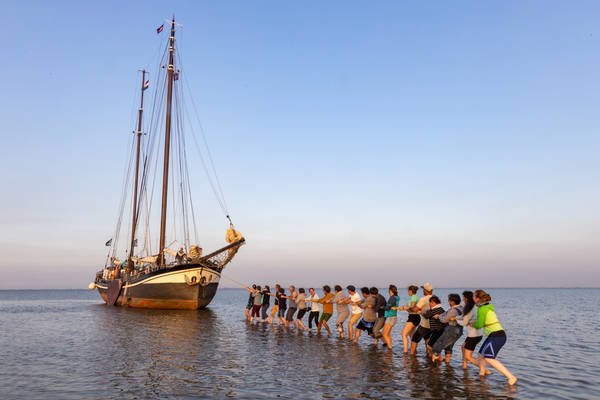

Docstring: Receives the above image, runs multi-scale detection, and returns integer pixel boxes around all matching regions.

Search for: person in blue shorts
[472,289,517,386]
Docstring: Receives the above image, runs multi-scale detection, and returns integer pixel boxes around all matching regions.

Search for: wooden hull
[95,264,220,310]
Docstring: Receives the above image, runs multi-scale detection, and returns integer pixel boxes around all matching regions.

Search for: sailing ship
[91,18,245,309]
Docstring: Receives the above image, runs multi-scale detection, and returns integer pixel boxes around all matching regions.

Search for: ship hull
[95,264,221,310]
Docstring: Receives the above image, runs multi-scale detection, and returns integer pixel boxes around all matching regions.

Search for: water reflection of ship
[90,17,244,310]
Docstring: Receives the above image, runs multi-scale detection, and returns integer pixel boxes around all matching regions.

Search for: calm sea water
[0,288,598,399]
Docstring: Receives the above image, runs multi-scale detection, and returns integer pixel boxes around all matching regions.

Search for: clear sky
[1,1,598,289]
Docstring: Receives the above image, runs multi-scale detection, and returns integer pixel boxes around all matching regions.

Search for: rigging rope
[220,272,250,289]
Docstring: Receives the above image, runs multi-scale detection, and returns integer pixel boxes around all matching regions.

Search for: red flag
[157,24,164,34]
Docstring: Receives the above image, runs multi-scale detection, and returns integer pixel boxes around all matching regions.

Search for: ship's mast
[127,70,146,271]
[158,17,176,266]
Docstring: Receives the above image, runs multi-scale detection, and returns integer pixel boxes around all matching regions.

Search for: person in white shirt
[457,290,489,374]
[345,285,362,341]
[305,288,320,331]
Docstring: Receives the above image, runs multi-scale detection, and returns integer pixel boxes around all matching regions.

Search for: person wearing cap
[345,285,362,341]
[409,283,434,355]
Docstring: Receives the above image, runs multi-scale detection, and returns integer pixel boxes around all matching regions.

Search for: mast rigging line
[220,272,250,289]
[177,52,231,221]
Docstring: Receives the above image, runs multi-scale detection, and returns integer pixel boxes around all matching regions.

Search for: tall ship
[91,18,245,309]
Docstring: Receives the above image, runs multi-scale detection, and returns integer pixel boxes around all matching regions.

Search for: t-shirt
[319,292,334,314]
[458,307,483,337]
[288,291,298,309]
[361,296,376,322]
[473,303,503,337]
[384,295,400,318]
[417,295,432,328]
[261,290,270,306]
[247,292,253,307]
[407,294,419,314]
[307,294,320,312]
[252,292,261,306]
[375,294,387,318]
[423,305,445,331]
[277,293,287,310]
[331,291,348,313]
[350,293,362,315]
[296,293,307,310]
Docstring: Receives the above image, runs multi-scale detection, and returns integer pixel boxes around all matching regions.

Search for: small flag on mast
[142,80,149,90]
[173,72,180,81]
[105,238,112,247]
[157,24,164,34]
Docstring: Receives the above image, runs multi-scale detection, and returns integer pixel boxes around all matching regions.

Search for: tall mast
[158,17,176,266]
[127,69,146,270]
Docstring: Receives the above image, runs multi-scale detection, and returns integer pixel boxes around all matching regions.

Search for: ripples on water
[0,288,598,399]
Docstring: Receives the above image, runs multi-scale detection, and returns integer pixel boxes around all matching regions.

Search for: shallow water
[0,288,598,399]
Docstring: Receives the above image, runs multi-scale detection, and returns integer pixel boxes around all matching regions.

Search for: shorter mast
[127,70,146,270]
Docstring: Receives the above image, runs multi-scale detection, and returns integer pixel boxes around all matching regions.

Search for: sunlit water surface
[0,288,598,399]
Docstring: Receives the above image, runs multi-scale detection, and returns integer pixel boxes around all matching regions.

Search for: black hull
[95,264,221,310]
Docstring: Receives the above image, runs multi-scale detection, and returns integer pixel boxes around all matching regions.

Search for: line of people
[245,283,517,386]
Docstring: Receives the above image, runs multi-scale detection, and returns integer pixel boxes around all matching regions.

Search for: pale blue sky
[0,1,598,289]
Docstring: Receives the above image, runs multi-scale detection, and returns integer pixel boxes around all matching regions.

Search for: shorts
[356,319,375,334]
[428,329,444,347]
[286,307,297,322]
[479,335,507,359]
[278,307,287,318]
[384,316,398,327]
[296,308,308,320]
[411,326,431,343]
[407,314,421,326]
[319,313,332,322]
[349,312,362,326]
[464,336,483,351]
[270,304,279,318]
[251,304,261,317]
